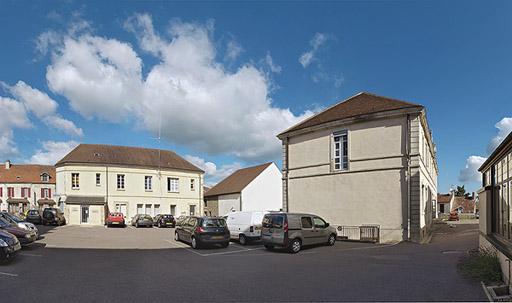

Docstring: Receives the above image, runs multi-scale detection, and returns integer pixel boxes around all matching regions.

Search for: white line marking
[196,247,265,257]
[19,253,43,257]
[0,271,18,277]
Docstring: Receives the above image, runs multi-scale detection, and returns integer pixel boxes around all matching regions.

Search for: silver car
[0,212,39,239]
[261,212,337,253]
[131,214,154,228]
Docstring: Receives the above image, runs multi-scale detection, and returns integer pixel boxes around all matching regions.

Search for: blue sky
[0,0,511,190]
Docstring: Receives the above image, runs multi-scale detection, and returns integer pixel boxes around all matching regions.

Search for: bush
[458,248,502,284]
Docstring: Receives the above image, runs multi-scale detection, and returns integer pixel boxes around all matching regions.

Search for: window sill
[117,189,126,191]
[145,190,153,192]
[71,188,80,190]
[167,191,179,194]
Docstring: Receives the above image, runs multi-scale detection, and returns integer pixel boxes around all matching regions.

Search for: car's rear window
[263,215,285,229]
[202,219,226,228]
[142,215,152,220]
[29,210,39,215]
[163,215,173,219]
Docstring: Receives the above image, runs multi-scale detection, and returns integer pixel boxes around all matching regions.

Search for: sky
[0,0,511,189]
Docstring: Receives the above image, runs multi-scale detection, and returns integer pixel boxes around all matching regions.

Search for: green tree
[455,185,466,197]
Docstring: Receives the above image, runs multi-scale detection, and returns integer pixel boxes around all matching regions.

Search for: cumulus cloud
[184,155,242,185]
[299,33,327,68]
[458,156,487,183]
[7,81,83,137]
[488,117,512,153]
[29,140,79,165]
[43,13,311,162]
[0,97,31,158]
[226,40,243,61]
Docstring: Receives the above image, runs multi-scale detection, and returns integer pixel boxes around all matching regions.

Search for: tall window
[96,173,101,186]
[42,188,50,198]
[145,176,152,191]
[21,187,30,198]
[190,179,195,191]
[170,205,176,216]
[72,173,80,189]
[7,187,14,198]
[41,173,49,182]
[167,178,179,192]
[117,174,125,190]
[333,131,348,171]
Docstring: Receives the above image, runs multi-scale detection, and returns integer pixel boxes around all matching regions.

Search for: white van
[225,211,267,245]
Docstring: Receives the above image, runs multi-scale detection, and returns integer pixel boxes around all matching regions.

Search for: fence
[337,225,380,243]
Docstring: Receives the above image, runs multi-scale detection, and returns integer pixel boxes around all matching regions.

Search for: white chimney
[5,160,11,169]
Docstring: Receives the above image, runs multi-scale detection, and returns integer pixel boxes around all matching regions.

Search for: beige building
[278,92,438,243]
[55,144,204,225]
[0,161,56,214]
[479,131,512,284]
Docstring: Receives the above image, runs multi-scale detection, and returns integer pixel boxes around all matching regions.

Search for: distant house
[0,160,56,214]
[437,193,453,215]
[451,196,476,214]
[278,92,438,243]
[203,163,282,216]
[55,144,204,225]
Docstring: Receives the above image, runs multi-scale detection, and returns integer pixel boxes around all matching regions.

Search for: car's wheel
[222,241,229,248]
[136,222,139,228]
[289,239,301,253]
[174,232,180,241]
[264,244,274,250]
[191,237,199,249]
[327,234,336,246]
[239,234,247,245]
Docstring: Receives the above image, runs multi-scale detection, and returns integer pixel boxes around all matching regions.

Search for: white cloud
[299,32,327,68]
[29,140,79,165]
[7,81,83,137]
[184,155,242,185]
[459,156,487,183]
[226,40,243,61]
[43,14,312,162]
[0,97,32,158]
[488,117,512,153]
[264,52,282,74]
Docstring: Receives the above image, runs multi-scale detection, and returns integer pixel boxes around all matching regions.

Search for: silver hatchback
[261,212,337,253]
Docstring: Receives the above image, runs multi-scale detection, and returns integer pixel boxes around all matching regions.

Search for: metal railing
[337,225,380,243]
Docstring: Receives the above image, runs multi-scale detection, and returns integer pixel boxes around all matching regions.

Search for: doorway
[81,205,90,223]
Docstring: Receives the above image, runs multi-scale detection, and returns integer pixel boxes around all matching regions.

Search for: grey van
[261,212,337,253]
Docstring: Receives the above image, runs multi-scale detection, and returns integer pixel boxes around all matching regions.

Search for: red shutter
[28,188,31,198]
[0,187,2,197]
[41,188,44,199]
[49,189,51,198]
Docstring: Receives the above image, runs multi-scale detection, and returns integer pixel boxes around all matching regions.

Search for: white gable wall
[241,163,282,212]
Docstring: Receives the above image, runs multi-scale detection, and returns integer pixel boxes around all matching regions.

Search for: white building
[0,161,56,214]
[55,144,204,225]
[203,163,282,216]
[278,92,438,243]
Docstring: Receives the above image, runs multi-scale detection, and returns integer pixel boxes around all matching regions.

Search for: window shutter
[41,188,44,198]
[0,187,2,197]
[28,188,31,198]
[49,189,51,198]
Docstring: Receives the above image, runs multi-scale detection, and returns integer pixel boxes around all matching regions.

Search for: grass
[458,248,502,285]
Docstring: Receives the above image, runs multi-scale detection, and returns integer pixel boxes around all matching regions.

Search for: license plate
[211,236,223,240]
[112,222,119,224]
[166,223,173,225]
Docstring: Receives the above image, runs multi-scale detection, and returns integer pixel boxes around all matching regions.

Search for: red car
[106,212,126,227]
[448,212,459,221]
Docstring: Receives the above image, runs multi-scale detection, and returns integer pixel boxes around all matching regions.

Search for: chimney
[5,160,11,169]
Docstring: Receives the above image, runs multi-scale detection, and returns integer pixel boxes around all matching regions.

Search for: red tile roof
[437,194,452,204]
[279,92,423,136]
[0,164,55,184]
[451,197,476,213]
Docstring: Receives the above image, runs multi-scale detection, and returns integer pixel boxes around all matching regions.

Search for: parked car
[25,209,42,225]
[174,216,229,249]
[225,211,267,245]
[0,229,21,263]
[153,214,176,228]
[176,216,187,226]
[0,212,39,238]
[448,212,460,221]
[0,217,37,246]
[106,212,126,227]
[131,214,153,228]
[42,208,66,226]
[261,212,337,253]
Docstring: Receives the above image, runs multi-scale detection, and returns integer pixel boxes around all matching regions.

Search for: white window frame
[190,179,195,191]
[72,173,80,189]
[167,177,179,193]
[96,173,101,186]
[332,130,349,171]
[145,176,152,191]
[117,174,125,190]
[41,173,49,182]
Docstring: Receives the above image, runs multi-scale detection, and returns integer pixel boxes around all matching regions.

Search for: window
[333,131,348,171]
[190,179,195,191]
[96,173,101,186]
[154,204,160,216]
[170,205,176,216]
[189,205,196,216]
[301,217,313,229]
[137,204,143,214]
[145,204,152,216]
[313,217,327,229]
[7,187,14,198]
[167,178,179,192]
[41,188,50,198]
[145,176,152,191]
[72,173,80,189]
[41,173,49,182]
[21,187,30,198]
[117,174,125,190]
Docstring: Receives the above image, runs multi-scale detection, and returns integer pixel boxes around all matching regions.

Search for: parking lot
[0,223,487,302]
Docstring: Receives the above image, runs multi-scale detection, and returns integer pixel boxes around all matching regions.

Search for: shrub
[458,248,502,284]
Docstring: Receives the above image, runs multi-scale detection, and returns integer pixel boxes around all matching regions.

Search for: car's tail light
[284,221,288,233]
[195,226,205,233]
[249,226,254,232]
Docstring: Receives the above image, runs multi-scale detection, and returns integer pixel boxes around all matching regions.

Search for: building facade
[204,163,282,216]
[479,131,512,284]
[278,92,438,243]
[55,144,204,225]
[0,161,56,214]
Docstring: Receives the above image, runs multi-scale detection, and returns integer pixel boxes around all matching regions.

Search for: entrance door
[81,206,89,223]
[439,204,445,213]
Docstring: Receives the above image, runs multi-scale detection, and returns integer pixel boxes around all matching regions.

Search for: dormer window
[41,173,49,182]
